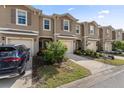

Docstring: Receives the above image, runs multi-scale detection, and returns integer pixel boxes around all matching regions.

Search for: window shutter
[51,19,54,31]
[11,9,16,24]
[61,19,63,30]
[27,12,32,26]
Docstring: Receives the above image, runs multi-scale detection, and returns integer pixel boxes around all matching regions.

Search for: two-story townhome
[39,13,83,53]
[81,21,99,51]
[99,26,113,51]
[0,5,41,56]
[112,29,123,41]
[53,13,82,53]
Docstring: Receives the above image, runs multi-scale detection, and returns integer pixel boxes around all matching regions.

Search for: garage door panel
[59,40,74,53]
[105,42,112,52]
[87,41,97,51]
[7,38,33,56]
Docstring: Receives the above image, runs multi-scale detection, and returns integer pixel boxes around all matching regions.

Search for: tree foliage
[43,41,67,65]
[112,41,124,50]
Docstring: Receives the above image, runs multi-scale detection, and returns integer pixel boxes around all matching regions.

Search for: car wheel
[19,63,26,76]
[19,70,25,76]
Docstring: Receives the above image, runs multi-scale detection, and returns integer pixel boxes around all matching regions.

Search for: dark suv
[0,44,30,79]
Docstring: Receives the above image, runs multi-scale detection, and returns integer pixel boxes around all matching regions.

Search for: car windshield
[0,47,16,57]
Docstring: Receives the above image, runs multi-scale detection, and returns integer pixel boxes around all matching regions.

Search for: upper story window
[118,32,121,37]
[106,29,110,37]
[43,18,51,31]
[90,25,95,35]
[76,25,80,34]
[107,29,109,34]
[16,9,27,26]
[63,20,70,31]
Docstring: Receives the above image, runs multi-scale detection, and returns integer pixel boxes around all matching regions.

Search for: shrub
[85,49,92,56]
[74,49,82,55]
[112,41,124,50]
[37,49,46,56]
[74,49,103,58]
[43,41,67,65]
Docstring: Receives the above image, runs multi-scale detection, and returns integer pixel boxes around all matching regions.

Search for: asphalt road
[0,59,32,88]
[91,70,124,88]
[91,56,124,88]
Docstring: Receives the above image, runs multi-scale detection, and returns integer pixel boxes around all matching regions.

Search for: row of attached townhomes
[0,5,124,56]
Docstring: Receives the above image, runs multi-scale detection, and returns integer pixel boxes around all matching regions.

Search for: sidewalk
[66,54,115,74]
[114,55,124,60]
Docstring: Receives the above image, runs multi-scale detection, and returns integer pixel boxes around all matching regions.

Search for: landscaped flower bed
[32,41,91,87]
[74,49,104,58]
[33,59,91,88]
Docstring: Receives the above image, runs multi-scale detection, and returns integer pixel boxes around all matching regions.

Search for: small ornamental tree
[43,41,67,65]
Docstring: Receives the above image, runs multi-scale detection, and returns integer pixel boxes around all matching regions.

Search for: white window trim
[16,9,27,26]
[43,18,51,31]
[63,19,70,32]
[90,25,95,35]
[106,29,110,37]
[76,25,80,34]
[107,29,109,34]
[118,32,121,37]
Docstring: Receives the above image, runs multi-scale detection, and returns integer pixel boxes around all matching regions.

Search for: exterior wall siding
[0,5,40,31]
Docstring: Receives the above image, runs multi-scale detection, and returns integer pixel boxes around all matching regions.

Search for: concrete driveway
[0,58,32,88]
[114,55,124,60]
[67,54,115,74]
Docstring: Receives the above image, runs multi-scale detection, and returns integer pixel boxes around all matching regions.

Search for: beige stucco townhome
[112,29,123,41]
[0,5,41,56]
[99,26,114,52]
[82,21,100,51]
[39,13,83,53]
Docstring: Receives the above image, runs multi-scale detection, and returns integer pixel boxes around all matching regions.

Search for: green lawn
[95,59,124,66]
[35,60,91,88]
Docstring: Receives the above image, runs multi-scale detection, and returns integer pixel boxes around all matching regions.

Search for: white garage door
[87,41,97,51]
[105,42,112,52]
[60,40,74,53]
[7,38,34,56]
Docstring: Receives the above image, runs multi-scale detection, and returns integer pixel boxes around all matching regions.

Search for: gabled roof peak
[53,13,78,21]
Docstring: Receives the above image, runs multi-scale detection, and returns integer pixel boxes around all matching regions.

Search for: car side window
[22,45,27,50]
[18,46,25,53]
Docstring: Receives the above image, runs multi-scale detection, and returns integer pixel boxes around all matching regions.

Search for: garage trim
[6,37,34,55]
